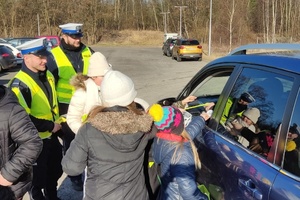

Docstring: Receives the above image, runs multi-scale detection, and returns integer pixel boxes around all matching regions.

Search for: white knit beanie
[243,107,260,124]
[87,52,111,77]
[101,70,137,107]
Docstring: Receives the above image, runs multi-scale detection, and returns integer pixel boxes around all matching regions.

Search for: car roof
[178,38,198,41]
[6,37,36,40]
[207,43,300,74]
[36,35,59,38]
[0,45,13,51]
[0,42,15,47]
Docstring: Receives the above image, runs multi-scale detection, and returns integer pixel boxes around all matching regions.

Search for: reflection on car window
[50,39,58,46]
[182,40,199,45]
[283,89,300,177]
[190,71,230,105]
[218,67,293,158]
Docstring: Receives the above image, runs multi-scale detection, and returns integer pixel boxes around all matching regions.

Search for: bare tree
[264,0,270,43]
[150,0,159,31]
[271,0,277,43]
[228,0,236,51]
[1,0,300,47]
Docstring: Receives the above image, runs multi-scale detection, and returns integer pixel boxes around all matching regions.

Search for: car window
[50,38,58,46]
[21,39,34,44]
[180,68,232,115]
[182,40,199,45]
[0,46,12,54]
[192,73,229,98]
[217,67,294,158]
[7,39,18,47]
[283,89,300,177]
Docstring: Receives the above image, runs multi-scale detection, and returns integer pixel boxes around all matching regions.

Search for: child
[62,70,156,199]
[149,104,211,200]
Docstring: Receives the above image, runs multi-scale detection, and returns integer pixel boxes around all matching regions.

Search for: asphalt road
[0,46,207,200]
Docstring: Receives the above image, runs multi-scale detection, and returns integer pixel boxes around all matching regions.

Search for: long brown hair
[170,129,201,169]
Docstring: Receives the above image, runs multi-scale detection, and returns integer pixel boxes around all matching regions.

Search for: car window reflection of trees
[231,68,293,133]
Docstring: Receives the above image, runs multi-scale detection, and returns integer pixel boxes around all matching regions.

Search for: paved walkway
[23,173,83,200]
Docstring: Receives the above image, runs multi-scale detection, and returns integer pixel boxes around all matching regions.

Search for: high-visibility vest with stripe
[221,97,244,124]
[51,46,91,104]
[10,71,59,139]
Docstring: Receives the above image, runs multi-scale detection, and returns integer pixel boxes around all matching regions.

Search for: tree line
[0,0,299,51]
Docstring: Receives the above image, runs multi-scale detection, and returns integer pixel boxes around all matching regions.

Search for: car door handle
[238,178,263,200]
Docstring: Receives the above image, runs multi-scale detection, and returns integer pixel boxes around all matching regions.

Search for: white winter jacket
[67,77,101,134]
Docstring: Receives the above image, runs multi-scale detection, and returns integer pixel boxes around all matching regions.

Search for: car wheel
[198,57,202,61]
[166,50,171,57]
[177,55,181,62]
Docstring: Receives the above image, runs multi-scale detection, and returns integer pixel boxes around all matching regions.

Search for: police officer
[221,92,255,125]
[9,38,63,200]
[47,23,94,191]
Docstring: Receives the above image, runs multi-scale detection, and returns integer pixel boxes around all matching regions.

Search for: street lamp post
[175,6,187,38]
[208,0,212,56]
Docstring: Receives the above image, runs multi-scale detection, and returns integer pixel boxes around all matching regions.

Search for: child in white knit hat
[62,70,156,200]
[226,107,260,147]
[65,52,112,191]
[228,107,260,133]
[67,52,112,134]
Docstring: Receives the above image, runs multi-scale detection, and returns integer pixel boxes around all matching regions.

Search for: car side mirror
[156,97,177,106]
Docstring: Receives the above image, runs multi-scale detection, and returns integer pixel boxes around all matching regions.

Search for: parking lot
[0,46,207,105]
[0,46,207,199]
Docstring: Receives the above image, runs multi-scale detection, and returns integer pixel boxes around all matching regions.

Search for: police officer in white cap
[46,22,94,191]
[9,38,63,200]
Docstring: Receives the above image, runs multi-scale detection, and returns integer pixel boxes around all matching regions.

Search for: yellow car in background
[172,39,202,62]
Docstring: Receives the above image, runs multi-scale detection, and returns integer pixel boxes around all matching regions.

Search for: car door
[176,63,299,199]
[163,39,169,55]
[172,39,179,59]
[269,80,300,200]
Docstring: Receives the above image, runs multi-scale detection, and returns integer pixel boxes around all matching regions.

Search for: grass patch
[97,30,164,47]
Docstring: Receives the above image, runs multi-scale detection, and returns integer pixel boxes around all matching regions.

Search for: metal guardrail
[229,43,300,55]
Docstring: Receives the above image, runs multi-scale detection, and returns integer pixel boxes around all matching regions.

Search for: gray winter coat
[0,86,43,198]
[62,106,156,200]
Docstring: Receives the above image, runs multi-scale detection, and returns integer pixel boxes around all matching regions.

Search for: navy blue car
[159,43,300,200]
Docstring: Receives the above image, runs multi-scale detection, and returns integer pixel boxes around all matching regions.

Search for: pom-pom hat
[101,70,137,107]
[87,52,112,77]
[149,104,184,135]
[17,38,50,56]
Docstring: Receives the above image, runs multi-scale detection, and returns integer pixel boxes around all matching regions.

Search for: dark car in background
[172,39,202,62]
[159,43,300,200]
[0,45,17,72]
[162,38,177,57]
[0,43,23,65]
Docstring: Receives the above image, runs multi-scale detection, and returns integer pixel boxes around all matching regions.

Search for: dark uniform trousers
[59,103,82,185]
[29,135,63,200]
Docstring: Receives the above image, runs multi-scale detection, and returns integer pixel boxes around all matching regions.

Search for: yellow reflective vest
[51,46,92,104]
[10,71,59,139]
[220,97,244,125]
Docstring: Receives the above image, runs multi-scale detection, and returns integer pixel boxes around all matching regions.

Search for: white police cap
[17,38,49,56]
[59,23,83,36]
